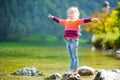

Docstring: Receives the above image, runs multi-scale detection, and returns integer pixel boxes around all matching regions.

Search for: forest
[0,0,120,46]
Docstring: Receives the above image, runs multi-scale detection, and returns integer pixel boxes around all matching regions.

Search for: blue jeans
[66,39,79,70]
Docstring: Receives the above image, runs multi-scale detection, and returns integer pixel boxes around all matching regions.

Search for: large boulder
[14,66,41,76]
[94,69,120,80]
[78,66,95,76]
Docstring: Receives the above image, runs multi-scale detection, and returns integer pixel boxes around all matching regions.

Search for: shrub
[114,36,120,49]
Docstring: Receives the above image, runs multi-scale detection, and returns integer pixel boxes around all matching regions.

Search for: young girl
[48,6,99,74]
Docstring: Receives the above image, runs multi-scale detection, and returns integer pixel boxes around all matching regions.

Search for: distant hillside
[0,0,119,42]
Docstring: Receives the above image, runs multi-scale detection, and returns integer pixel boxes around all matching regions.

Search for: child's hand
[91,18,100,21]
[48,14,54,19]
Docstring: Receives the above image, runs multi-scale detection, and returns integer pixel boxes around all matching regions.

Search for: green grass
[0,42,119,80]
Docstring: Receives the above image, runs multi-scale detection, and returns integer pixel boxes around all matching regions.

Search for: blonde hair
[67,6,80,19]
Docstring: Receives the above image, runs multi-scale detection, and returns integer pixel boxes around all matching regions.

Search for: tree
[84,3,120,49]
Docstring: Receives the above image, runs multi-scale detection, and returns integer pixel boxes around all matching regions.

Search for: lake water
[77,44,120,80]
[0,43,119,80]
[78,44,120,69]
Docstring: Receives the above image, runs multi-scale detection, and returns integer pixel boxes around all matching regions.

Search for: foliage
[114,36,120,49]
[84,2,120,49]
[0,0,119,42]
[92,38,103,49]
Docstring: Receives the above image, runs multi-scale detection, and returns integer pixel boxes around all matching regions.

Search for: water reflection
[78,45,120,69]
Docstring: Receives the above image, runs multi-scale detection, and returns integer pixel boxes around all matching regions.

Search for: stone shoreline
[13,66,120,80]
[105,49,120,58]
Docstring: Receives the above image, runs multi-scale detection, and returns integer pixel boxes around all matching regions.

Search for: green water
[77,45,120,80]
[78,44,120,69]
[0,43,119,80]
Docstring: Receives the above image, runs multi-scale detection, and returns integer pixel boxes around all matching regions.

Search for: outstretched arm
[80,17,99,24]
[84,18,99,23]
[48,14,62,24]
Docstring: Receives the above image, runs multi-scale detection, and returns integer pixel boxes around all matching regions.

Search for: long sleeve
[80,18,92,24]
[83,18,92,23]
[52,17,60,23]
[52,17,64,25]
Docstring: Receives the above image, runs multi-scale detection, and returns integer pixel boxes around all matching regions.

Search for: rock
[94,69,120,80]
[62,72,72,80]
[66,73,80,80]
[62,73,80,80]
[15,66,41,76]
[50,73,62,80]
[105,49,120,58]
[116,49,120,54]
[106,49,116,54]
[116,53,120,58]
[78,66,95,76]
[112,69,120,74]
